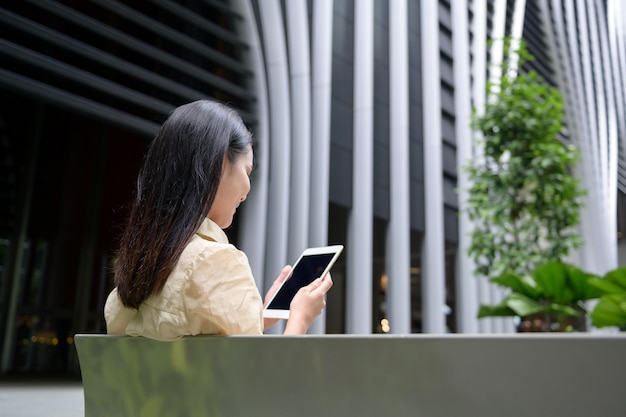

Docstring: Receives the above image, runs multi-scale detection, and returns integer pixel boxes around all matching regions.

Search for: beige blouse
[104,218,264,340]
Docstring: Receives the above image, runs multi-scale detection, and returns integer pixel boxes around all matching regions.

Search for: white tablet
[263,245,344,320]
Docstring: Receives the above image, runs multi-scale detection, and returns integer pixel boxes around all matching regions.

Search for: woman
[104,100,332,340]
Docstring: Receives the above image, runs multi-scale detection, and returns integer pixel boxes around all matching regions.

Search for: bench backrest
[74,333,626,417]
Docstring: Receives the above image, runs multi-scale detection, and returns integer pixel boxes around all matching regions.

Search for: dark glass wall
[0,1,254,376]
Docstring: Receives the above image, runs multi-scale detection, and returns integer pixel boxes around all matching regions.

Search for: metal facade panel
[0,1,256,134]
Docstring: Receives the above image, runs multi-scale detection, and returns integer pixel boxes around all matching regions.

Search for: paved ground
[0,380,84,417]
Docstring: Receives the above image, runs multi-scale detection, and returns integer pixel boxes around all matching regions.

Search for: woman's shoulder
[172,234,250,287]
[183,233,246,265]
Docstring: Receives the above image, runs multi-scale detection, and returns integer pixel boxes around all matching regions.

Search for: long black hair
[114,100,252,308]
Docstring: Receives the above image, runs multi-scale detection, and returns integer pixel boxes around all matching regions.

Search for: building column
[420,0,446,333]
[257,1,291,333]
[486,0,508,334]
[346,0,374,334]
[387,0,411,334]
[308,0,334,334]
[286,0,311,266]
[452,0,479,334]
[234,0,270,294]
[589,0,619,270]
[470,0,493,334]
[561,0,597,274]
[607,0,626,201]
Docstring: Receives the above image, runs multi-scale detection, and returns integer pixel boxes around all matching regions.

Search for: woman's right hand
[283,273,333,335]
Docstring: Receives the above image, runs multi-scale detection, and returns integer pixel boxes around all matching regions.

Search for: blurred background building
[0,0,624,376]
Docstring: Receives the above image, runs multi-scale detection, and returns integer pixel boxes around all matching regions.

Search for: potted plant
[478,261,603,331]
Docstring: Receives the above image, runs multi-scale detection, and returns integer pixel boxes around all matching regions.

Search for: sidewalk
[0,380,84,417]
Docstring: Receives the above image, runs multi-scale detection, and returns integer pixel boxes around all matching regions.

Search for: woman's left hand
[263,265,292,330]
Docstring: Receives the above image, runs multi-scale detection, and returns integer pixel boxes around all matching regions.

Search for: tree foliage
[466,39,586,281]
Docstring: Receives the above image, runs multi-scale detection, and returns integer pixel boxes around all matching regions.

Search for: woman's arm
[263,265,292,331]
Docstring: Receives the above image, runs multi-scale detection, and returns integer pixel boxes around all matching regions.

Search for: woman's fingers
[314,275,333,294]
[264,265,292,306]
[306,273,333,295]
[277,265,292,283]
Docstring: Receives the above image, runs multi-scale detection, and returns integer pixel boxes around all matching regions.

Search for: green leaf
[590,293,626,328]
[602,267,626,291]
[565,264,603,300]
[533,261,568,303]
[545,303,580,317]
[490,272,539,298]
[588,266,626,295]
[477,304,517,318]
[504,293,549,317]
[588,278,624,295]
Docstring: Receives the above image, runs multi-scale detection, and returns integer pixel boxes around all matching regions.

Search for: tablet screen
[266,253,336,311]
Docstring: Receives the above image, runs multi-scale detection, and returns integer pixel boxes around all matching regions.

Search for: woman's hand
[284,273,333,335]
[263,265,292,331]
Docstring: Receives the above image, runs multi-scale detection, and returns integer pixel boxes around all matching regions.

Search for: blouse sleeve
[103,288,138,335]
[183,245,264,336]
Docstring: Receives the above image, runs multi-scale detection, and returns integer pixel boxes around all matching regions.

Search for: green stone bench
[74,333,626,417]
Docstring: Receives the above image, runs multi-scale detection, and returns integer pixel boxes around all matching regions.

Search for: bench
[74,333,626,417]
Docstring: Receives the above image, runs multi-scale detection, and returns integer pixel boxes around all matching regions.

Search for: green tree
[466,39,586,282]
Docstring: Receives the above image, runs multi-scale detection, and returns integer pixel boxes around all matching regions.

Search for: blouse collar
[196,218,229,244]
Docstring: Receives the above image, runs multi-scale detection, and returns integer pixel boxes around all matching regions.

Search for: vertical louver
[0,0,256,136]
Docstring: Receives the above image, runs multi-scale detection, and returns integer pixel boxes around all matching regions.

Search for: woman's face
[208,149,253,228]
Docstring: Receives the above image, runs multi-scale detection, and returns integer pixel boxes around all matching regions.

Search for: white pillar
[563,0,597,274]
[309,0,334,248]
[346,0,374,334]
[502,0,525,334]
[285,0,311,265]
[577,0,606,275]
[471,0,493,334]
[508,0,527,79]
[607,0,626,201]
[257,1,291,333]
[232,0,270,292]
[489,0,507,87]
[590,0,619,271]
[487,0,508,334]
[420,0,446,333]
[387,0,411,334]
[308,0,334,334]
[452,0,479,334]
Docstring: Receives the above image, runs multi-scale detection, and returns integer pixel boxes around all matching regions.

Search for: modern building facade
[0,0,624,375]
